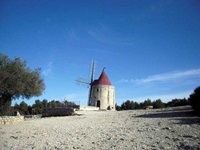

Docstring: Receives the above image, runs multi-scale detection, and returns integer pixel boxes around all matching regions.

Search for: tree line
[116,98,189,111]
[116,86,200,115]
[11,99,78,115]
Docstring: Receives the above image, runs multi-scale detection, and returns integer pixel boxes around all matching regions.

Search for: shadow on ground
[135,107,200,125]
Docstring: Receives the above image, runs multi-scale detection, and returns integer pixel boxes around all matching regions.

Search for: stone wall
[79,106,99,111]
[42,108,74,117]
[24,115,42,120]
[0,116,24,125]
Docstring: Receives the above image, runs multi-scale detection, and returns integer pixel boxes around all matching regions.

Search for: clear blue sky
[1,0,200,106]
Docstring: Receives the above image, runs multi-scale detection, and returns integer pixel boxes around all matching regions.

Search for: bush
[152,99,165,108]
[189,86,200,115]
[115,103,121,111]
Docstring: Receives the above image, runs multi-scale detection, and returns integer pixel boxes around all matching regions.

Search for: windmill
[76,60,96,106]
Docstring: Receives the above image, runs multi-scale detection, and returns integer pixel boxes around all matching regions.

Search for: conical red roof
[91,69,112,86]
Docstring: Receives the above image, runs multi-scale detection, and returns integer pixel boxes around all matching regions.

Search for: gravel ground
[0,106,200,150]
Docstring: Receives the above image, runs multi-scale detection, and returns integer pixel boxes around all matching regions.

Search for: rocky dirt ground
[0,106,200,150]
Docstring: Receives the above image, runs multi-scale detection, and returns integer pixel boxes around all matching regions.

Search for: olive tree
[0,53,45,115]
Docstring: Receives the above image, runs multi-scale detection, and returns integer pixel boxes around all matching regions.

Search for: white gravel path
[0,106,200,150]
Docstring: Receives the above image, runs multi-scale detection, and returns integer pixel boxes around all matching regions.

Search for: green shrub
[189,86,200,115]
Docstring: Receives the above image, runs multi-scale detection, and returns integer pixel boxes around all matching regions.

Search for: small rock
[4,143,8,147]
[183,135,194,138]
[162,127,171,130]
[0,131,5,134]
[10,136,18,139]
[107,137,111,140]
[138,129,143,132]
[165,136,170,139]
[173,137,180,141]
[157,122,162,126]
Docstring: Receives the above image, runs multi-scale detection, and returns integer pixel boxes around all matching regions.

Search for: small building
[88,69,115,110]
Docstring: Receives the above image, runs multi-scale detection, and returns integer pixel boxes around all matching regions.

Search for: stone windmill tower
[76,61,115,110]
[89,68,115,110]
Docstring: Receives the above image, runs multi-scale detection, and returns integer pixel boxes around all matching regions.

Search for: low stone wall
[24,115,42,120]
[0,116,24,125]
[42,108,74,117]
[79,106,99,111]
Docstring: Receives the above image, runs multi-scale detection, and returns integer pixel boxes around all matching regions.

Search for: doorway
[97,100,100,108]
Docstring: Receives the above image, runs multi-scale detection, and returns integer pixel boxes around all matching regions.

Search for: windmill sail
[76,60,96,105]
